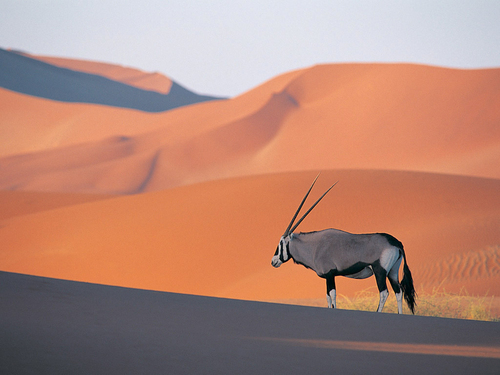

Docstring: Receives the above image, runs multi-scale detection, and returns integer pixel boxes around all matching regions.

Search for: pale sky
[1,0,499,97]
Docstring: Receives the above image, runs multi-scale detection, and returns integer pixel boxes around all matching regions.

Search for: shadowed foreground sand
[1,272,499,374]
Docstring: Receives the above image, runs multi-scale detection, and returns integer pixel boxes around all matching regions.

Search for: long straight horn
[283,173,320,237]
[289,181,338,234]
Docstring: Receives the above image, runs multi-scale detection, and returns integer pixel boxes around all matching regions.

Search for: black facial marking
[279,241,291,263]
[273,246,279,256]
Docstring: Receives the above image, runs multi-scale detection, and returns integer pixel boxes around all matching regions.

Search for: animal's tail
[400,250,417,314]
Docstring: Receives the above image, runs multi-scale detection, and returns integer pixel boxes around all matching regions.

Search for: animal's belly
[344,267,373,279]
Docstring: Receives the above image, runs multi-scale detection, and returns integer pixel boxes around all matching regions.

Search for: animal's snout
[271,256,282,268]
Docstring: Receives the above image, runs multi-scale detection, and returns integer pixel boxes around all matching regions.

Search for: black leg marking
[388,275,401,294]
[372,262,390,312]
[326,272,336,295]
[371,262,388,293]
[324,271,336,308]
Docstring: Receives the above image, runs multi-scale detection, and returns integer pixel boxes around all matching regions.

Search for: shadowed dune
[1,171,498,303]
[2,271,499,374]
[24,52,174,94]
[0,48,223,112]
[1,62,499,193]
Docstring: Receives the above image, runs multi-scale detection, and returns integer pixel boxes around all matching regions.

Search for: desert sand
[0,53,499,373]
[0,190,112,221]
[1,272,499,374]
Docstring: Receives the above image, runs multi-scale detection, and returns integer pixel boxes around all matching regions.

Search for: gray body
[288,229,391,278]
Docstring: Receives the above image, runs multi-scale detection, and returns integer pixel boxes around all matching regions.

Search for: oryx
[271,175,417,314]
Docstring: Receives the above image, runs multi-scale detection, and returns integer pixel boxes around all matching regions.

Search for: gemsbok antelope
[271,175,417,314]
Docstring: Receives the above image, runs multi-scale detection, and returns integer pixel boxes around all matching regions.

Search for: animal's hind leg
[388,256,403,314]
[325,273,336,308]
[372,263,389,312]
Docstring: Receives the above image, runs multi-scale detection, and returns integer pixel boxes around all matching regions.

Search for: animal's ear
[290,233,295,240]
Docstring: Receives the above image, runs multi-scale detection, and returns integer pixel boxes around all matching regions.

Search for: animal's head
[271,174,337,268]
[271,235,293,268]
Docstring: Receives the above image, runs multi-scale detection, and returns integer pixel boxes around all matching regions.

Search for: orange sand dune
[1,170,498,304]
[25,53,173,94]
[0,60,302,158]
[0,86,238,159]
[1,63,499,193]
[248,64,500,179]
[0,63,291,159]
[0,88,164,157]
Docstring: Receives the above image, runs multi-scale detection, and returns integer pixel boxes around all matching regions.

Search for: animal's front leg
[326,273,336,308]
[395,291,403,314]
[373,263,389,312]
[377,289,389,312]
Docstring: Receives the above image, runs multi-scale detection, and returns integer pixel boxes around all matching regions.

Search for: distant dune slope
[0,48,223,112]
[24,53,174,94]
[1,62,499,193]
[1,171,498,301]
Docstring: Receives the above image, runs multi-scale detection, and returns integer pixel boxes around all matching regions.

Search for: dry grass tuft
[270,287,499,322]
[339,286,499,321]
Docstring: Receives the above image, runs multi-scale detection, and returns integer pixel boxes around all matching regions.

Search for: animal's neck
[288,235,316,271]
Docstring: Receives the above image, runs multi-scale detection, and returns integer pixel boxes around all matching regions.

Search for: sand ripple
[416,246,500,287]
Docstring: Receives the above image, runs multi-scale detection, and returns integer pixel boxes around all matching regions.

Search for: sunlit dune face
[0,170,499,303]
